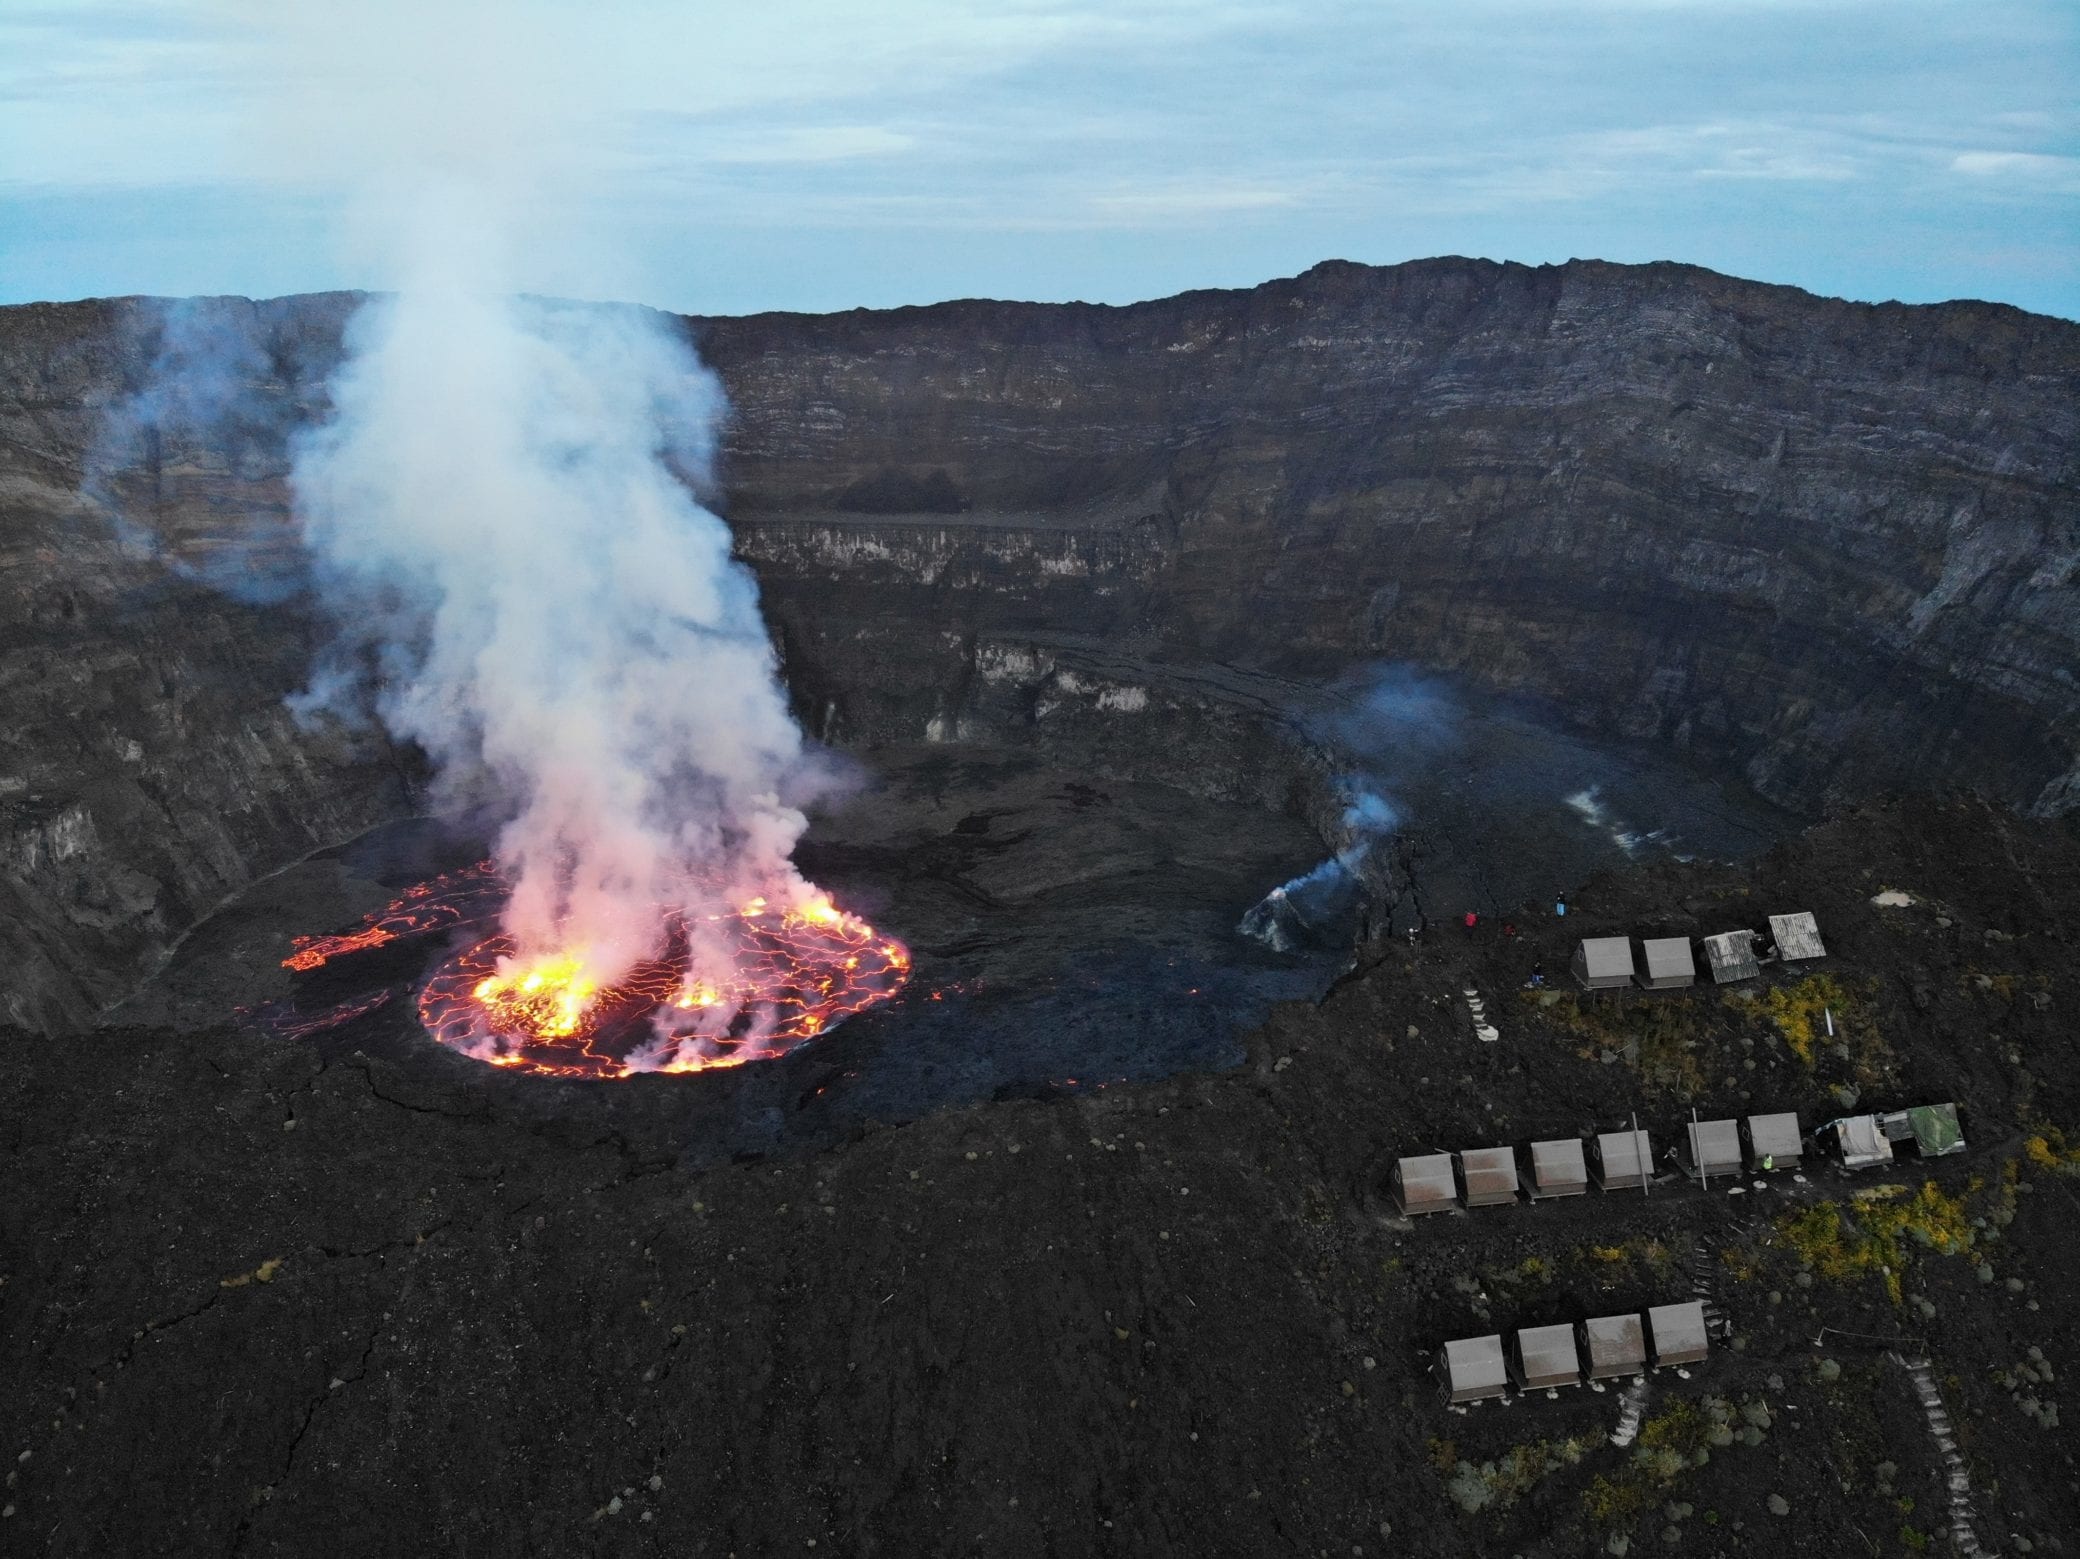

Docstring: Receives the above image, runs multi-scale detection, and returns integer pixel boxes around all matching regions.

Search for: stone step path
[1890,1353,1990,1557]
[1609,1374,1649,1447]
[1687,1239,1734,1341]
[1460,987,1499,1043]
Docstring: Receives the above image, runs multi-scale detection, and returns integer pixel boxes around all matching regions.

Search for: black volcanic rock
[2,799,2076,1556]
[1,260,2077,1033]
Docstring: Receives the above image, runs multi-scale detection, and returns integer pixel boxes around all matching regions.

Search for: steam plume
[259,14,827,990]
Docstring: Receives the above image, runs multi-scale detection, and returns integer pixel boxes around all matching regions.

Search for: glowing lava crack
[273,868,910,1079]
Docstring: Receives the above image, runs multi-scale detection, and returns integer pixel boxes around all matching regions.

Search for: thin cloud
[1951,150,2080,182]
[0,0,2074,316]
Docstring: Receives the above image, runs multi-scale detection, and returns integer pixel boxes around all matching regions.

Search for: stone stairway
[1609,1374,1649,1447]
[1687,1238,1735,1341]
[1461,986,1499,1043]
[1890,1353,1990,1557]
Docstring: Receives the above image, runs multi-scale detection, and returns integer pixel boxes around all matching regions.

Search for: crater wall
[2,258,2076,1030]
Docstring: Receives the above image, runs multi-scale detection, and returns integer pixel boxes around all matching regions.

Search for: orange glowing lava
[418,894,909,1078]
[280,863,500,970]
[272,863,908,1077]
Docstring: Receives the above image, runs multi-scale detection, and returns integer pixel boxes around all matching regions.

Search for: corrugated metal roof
[1746,1112,1802,1161]
[1640,937,1695,979]
[1577,937,1635,979]
[1702,930,1760,983]
[1582,1313,1647,1376]
[1458,1146,1519,1203]
[1441,1335,1508,1397]
[1769,911,1827,961]
[1648,1301,1710,1365]
[1594,1127,1653,1178]
[1686,1119,1741,1172]
[1530,1138,1587,1188]
[1394,1153,1456,1211]
[1515,1323,1581,1387]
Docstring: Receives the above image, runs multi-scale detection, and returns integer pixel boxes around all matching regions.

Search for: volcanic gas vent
[269,866,909,1078]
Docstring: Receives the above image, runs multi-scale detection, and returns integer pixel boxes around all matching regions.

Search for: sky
[2,0,2075,320]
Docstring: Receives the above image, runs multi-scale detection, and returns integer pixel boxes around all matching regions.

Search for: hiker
[1406,923,1421,949]
[1555,894,1568,917]
[1527,960,1546,989]
[1462,909,1478,937]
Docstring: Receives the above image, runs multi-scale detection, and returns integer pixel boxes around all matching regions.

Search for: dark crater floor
[103,694,1793,1168]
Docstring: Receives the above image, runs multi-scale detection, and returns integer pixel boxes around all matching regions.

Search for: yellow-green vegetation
[1577,1235,1680,1283]
[1474,1252,1557,1305]
[1432,1433,1597,1515]
[1633,1399,1710,1480]
[1583,1473,1650,1528]
[1530,991,1709,1093]
[1775,1181,1975,1303]
[1752,972,1880,1072]
[1584,1397,1753,1529]
[2023,1126,2080,1176]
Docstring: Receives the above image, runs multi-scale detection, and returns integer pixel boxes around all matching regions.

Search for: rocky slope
[1,260,2077,1030]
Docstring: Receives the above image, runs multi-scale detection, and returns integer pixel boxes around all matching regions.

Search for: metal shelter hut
[1590,1127,1654,1191]
[1573,937,1636,990]
[1580,1313,1649,1380]
[1525,1137,1589,1199]
[1681,1118,1742,1180]
[1457,1146,1520,1208]
[1434,1335,1509,1404]
[1512,1324,1583,1391]
[1389,1153,1457,1216]
[1744,1111,1803,1171]
[1647,1301,1711,1368]
[1638,937,1697,989]
[1701,930,1760,985]
[1769,911,1827,962]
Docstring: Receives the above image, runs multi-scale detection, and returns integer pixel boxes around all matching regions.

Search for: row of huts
[1436,1300,1710,1404]
[1570,910,1828,990]
[1391,1128,1652,1214]
[1390,1101,1964,1214]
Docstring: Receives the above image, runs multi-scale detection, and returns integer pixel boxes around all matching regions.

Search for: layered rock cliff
[1,259,2076,1032]
[699,260,2080,816]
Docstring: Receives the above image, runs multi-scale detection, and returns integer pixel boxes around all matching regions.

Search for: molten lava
[272,866,909,1079]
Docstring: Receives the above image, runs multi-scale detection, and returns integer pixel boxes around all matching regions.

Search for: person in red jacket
[1462,909,1478,937]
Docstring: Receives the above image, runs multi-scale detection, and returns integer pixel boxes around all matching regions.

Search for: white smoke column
[295,221,815,979]
[251,6,827,986]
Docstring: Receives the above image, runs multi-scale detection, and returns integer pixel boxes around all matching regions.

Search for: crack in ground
[227,1323,383,1557]
[313,1221,453,1263]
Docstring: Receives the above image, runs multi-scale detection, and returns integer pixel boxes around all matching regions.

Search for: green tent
[1907,1103,1964,1157]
